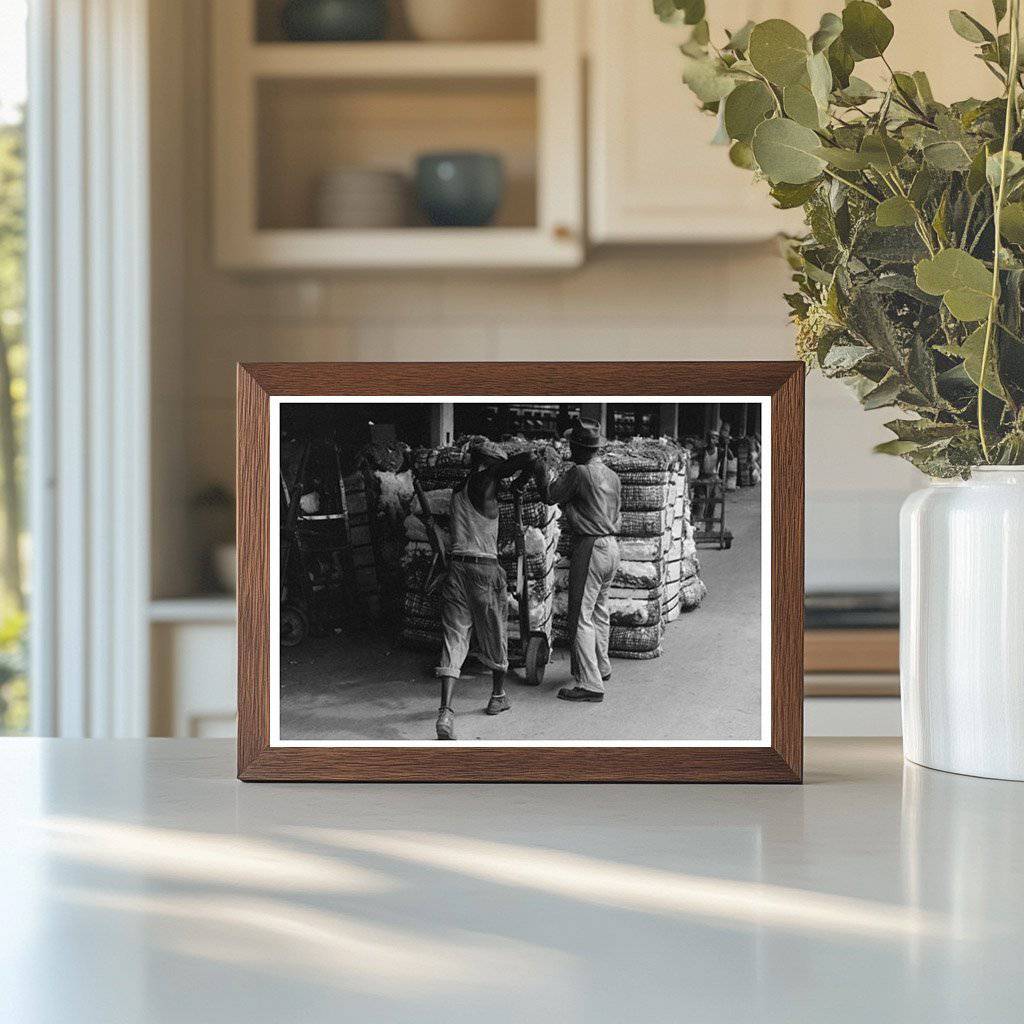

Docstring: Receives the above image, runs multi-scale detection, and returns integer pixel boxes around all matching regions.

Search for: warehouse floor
[280,485,764,743]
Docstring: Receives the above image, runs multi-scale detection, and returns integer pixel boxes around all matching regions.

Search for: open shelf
[257,76,537,232]
[249,42,544,78]
[254,0,538,45]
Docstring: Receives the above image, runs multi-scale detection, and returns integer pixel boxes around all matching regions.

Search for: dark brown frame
[237,362,804,782]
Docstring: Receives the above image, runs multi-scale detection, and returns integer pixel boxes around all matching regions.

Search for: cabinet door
[588,1,1003,244]
[588,1,815,243]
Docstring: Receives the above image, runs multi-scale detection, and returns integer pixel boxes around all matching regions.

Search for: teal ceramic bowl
[415,152,505,228]
[281,0,387,42]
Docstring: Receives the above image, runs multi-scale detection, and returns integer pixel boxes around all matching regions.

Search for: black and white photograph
[271,397,770,746]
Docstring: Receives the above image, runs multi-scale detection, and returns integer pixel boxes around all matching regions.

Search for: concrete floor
[280,486,763,743]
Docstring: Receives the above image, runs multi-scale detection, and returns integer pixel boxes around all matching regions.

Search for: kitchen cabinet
[212,0,584,269]
[588,1,812,243]
[587,0,999,244]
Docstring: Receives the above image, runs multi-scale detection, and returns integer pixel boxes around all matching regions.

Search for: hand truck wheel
[524,634,549,686]
[281,603,308,647]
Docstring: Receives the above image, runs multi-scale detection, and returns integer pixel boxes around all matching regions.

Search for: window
[0,0,28,734]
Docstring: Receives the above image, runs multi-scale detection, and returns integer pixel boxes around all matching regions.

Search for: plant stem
[979,0,1021,463]
[821,167,879,203]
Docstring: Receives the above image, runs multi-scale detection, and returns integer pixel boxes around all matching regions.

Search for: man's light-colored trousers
[570,536,620,693]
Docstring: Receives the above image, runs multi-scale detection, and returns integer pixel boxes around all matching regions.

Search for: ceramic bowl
[315,168,409,228]
[281,0,388,42]
[403,0,533,42]
[415,152,504,228]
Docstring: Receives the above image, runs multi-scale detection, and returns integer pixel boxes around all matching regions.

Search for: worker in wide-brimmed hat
[532,417,621,703]
[433,438,537,740]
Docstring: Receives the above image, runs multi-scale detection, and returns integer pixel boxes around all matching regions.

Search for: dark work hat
[563,417,603,449]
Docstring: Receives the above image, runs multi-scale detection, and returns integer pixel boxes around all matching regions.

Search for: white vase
[900,467,1024,781]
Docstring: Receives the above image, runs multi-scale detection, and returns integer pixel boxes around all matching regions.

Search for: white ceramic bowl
[403,0,534,42]
[314,168,409,228]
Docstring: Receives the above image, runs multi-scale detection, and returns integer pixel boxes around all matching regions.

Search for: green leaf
[855,226,929,263]
[783,83,822,128]
[847,284,909,370]
[810,12,843,54]
[958,325,1007,398]
[967,143,992,194]
[932,190,950,246]
[874,439,922,456]
[862,374,902,410]
[994,0,1008,24]
[751,117,827,184]
[908,334,941,403]
[836,75,877,105]
[690,20,710,46]
[653,0,677,23]
[681,0,705,25]
[827,35,855,89]
[710,108,731,145]
[923,141,973,171]
[892,72,919,102]
[915,249,994,321]
[723,81,775,143]
[1000,202,1024,242]
[681,55,737,103]
[842,1,895,60]
[728,140,758,169]
[884,418,963,443]
[909,165,936,205]
[948,10,993,44]
[770,179,820,209]
[986,150,1024,190]
[814,145,872,170]
[807,51,833,110]
[724,20,755,53]
[654,0,705,25]
[875,196,918,228]
[860,133,905,172]
[748,19,810,87]
[912,71,935,105]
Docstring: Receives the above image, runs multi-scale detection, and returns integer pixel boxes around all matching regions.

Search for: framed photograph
[237,362,804,782]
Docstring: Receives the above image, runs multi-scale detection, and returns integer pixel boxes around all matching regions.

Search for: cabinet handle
[553,224,574,241]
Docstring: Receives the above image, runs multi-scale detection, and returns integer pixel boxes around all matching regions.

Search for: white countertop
[2,738,1021,1023]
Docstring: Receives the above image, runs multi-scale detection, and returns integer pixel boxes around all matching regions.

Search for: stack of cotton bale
[552,442,673,659]
[341,441,415,621]
[397,444,466,651]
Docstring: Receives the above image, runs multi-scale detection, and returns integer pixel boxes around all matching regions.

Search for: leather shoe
[436,707,455,740]
[557,686,603,703]
[486,693,511,715]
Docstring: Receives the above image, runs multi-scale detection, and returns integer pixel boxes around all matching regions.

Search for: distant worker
[534,418,621,703]
[434,440,535,740]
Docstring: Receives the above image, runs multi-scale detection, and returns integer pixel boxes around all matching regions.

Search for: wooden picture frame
[237,362,804,782]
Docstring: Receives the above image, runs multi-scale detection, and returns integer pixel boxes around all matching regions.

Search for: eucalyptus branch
[750,68,783,116]
[880,54,930,120]
[979,0,1021,462]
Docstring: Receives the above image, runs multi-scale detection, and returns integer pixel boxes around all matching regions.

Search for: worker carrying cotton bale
[528,418,622,704]
[433,440,536,741]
